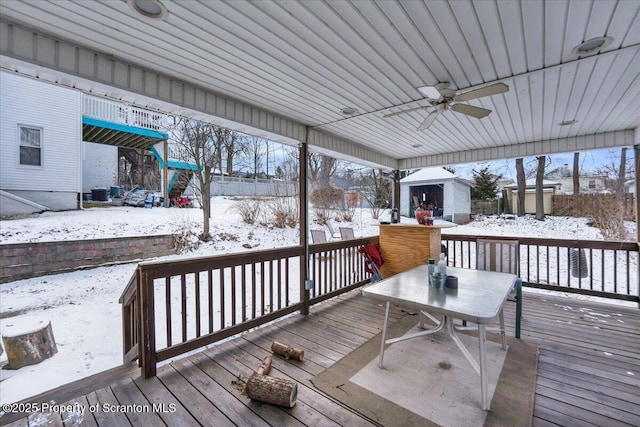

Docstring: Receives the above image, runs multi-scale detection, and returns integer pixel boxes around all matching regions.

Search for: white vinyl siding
[1,72,81,192]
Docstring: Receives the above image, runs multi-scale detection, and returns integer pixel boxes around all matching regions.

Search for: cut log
[257,356,272,376]
[271,341,304,361]
[245,372,297,407]
[2,321,57,369]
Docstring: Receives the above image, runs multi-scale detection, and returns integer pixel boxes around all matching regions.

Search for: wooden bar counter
[379,223,453,278]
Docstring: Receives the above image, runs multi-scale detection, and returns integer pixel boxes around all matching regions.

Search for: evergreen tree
[471,166,501,200]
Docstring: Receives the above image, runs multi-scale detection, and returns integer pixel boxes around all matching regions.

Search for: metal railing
[120,237,374,378]
[441,234,639,302]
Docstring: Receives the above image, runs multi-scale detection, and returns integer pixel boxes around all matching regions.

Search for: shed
[400,168,471,224]
[503,179,561,215]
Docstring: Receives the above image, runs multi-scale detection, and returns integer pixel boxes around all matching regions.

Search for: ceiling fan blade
[454,82,509,102]
[451,103,492,119]
[383,105,428,118]
[417,110,439,130]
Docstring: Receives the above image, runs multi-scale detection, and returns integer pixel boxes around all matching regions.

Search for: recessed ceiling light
[341,107,358,115]
[411,144,422,148]
[558,120,578,126]
[571,37,613,58]
[128,0,168,20]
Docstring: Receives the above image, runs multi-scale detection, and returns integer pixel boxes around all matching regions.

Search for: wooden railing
[121,232,636,378]
[120,237,375,377]
[441,234,639,303]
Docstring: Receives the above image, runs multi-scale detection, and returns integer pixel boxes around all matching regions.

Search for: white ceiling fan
[383,82,509,131]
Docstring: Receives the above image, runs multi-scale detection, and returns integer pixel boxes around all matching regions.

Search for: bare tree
[515,158,526,216]
[279,146,299,181]
[308,153,336,185]
[535,156,546,221]
[220,131,245,176]
[167,117,221,240]
[614,147,628,193]
[246,136,267,177]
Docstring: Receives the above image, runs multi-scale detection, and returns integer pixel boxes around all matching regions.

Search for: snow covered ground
[0,197,636,404]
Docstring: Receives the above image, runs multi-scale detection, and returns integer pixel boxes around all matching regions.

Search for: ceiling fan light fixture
[340,107,358,115]
[128,0,168,20]
[571,37,613,57]
[417,85,441,99]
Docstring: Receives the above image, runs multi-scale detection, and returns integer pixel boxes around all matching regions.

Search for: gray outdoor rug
[311,313,538,427]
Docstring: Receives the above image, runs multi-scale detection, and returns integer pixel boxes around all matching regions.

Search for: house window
[19,125,42,166]
[588,180,596,189]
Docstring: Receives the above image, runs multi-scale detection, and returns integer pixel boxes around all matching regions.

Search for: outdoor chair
[339,227,355,240]
[310,229,327,244]
[471,238,522,340]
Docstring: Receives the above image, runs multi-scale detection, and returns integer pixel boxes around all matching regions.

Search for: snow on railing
[82,95,167,132]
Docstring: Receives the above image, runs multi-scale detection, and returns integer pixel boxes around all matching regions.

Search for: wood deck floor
[2,290,639,427]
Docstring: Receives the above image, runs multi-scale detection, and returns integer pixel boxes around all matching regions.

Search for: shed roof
[400,167,456,183]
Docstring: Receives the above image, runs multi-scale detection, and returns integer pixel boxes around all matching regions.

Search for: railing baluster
[241,264,247,322]
[589,249,594,290]
[195,272,201,338]
[231,266,237,326]
[165,277,171,347]
[260,261,265,316]
[268,260,274,313]
[181,274,187,343]
[285,257,290,305]
[208,270,213,333]
[614,250,618,294]
[277,259,282,310]
[220,269,225,328]
[251,262,259,313]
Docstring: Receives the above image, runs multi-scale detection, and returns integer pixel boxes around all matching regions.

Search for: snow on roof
[504,179,560,188]
[400,167,456,183]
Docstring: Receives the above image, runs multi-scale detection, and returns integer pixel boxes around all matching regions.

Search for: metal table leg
[378,302,390,368]
[478,324,489,410]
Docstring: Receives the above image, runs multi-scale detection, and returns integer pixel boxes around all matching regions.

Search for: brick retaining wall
[0,235,177,284]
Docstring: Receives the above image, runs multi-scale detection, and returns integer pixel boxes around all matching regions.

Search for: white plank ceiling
[1,0,639,170]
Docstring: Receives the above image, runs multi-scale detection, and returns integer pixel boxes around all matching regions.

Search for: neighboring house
[545,164,607,194]
[625,179,635,194]
[1,72,195,216]
[503,179,561,215]
[400,167,471,224]
[1,71,82,215]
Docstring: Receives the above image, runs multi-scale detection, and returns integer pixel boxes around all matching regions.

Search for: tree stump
[271,341,304,361]
[245,372,297,407]
[2,321,57,369]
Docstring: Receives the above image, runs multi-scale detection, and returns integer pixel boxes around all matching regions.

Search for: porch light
[341,107,358,115]
[558,120,578,126]
[571,37,613,58]
[128,0,168,20]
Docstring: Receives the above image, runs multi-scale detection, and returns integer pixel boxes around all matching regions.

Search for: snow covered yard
[0,197,636,404]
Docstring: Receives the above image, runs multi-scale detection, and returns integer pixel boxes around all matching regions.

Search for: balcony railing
[121,234,637,378]
[120,237,374,378]
[83,94,167,132]
[441,234,639,302]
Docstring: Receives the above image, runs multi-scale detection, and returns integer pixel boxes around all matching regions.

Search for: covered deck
[2,290,638,427]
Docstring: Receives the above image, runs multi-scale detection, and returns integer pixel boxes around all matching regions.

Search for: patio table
[361,265,517,410]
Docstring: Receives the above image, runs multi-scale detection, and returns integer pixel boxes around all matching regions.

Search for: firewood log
[257,356,272,375]
[245,372,297,407]
[271,341,304,361]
